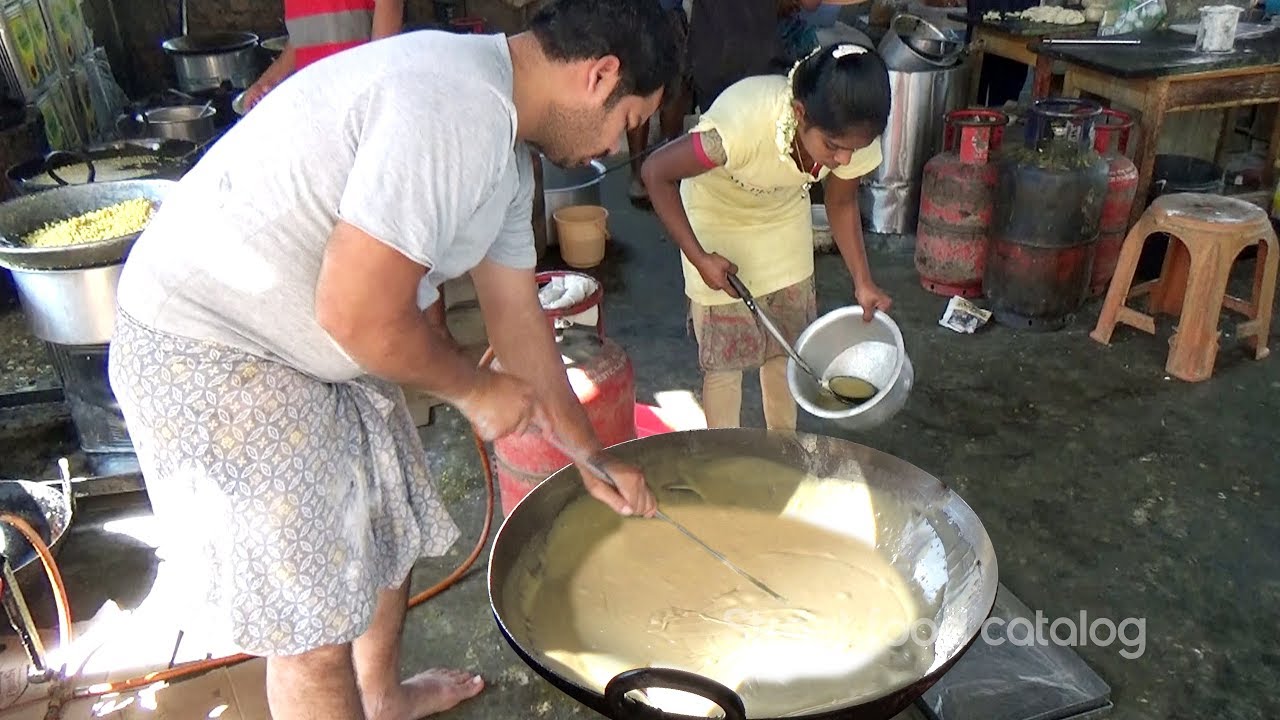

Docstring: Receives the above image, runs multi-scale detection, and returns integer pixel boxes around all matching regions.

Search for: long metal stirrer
[544,432,787,602]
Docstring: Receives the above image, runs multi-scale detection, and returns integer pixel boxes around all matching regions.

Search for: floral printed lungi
[107,311,460,657]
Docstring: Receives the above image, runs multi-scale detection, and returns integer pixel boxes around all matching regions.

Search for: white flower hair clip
[831,43,868,59]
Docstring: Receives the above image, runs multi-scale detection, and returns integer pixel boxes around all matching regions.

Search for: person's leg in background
[662,4,694,134]
[630,5,693,207]
[626,123,654,208]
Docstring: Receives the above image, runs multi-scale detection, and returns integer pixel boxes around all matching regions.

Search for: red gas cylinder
[1088,108,1139,298]
[491,271,637,517]
[915,109,1009,298]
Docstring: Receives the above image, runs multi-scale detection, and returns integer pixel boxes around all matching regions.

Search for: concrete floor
[0,168,1276,720]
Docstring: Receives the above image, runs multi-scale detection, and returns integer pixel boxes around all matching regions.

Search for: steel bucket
[488,428,998,720]
[541,157,607,247]
[860,62,968,234]
[788,307,914,431]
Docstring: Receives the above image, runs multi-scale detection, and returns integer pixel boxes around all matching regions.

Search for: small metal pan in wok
[488,428,998,720]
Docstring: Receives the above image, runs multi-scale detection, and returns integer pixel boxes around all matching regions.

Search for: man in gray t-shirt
[107,0,676,716]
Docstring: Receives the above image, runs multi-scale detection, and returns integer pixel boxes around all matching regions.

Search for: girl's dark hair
[791,44,892,137]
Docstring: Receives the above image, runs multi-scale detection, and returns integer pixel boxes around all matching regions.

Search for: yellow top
[679,74,882,307]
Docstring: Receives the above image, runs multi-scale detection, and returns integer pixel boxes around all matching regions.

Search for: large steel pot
[10,264,121,344]
[489,428,998,720]
[162,32,260,93]
[0,179,176,272]
[541,157,606,246]
[6,139,198,195]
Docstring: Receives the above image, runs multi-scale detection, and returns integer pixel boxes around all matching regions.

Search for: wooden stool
[1090,192,1278,382]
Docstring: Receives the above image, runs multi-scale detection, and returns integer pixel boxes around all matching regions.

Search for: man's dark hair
[529,0,678,104]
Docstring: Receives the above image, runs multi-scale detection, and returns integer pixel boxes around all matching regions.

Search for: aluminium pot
[117,104,218,144]
[6,139,198,195]
[488,428,998,720]
[162,32,260,93]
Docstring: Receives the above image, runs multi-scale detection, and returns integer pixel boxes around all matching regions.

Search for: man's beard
[538,103,605,168]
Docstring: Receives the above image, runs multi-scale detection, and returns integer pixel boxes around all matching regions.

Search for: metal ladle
[542,430,787,602]
[725,274,878,405]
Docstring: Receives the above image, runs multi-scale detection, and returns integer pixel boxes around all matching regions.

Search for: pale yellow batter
[507,456,936,718]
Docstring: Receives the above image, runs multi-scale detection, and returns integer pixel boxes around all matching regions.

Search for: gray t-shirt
[117,31,535,383]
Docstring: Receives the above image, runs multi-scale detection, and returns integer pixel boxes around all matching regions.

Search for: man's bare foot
[369,668,485,720]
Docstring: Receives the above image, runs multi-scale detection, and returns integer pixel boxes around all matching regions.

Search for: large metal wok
[488,429,998,720]
[0,179,176,271]
[6,140,198,196]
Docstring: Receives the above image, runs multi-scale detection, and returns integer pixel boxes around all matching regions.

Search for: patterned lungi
[689,276,817,372]
[107,311,460,657]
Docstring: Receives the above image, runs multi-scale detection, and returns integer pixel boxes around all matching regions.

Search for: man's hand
[692,252,738,296]
[581,455,657,518]
[455,369,548,441]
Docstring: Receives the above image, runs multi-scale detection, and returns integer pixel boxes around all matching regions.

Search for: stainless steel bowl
[788,306,915,431]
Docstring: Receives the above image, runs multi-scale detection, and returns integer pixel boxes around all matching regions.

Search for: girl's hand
[855,282,893,321]
[693,252,739,296]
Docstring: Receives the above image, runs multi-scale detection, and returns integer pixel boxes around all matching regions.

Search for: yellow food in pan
[23,198,156,248]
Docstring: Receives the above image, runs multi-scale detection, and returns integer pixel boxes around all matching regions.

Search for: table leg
[1265,103,1280,191]
[1214,107,1239,169]
[968,35,987,106]
[1130,82,1170,227]
[1061,69,1081,99]
[1033,55,1054,99]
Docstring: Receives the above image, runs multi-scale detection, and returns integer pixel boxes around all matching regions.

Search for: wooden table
[1033,29,1280,226]
[947,12,1099,104]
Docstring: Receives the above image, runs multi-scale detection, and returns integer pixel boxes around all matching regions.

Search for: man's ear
[585,55,622,104]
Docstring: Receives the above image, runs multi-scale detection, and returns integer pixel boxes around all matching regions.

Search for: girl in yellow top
[641,43,894,430]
